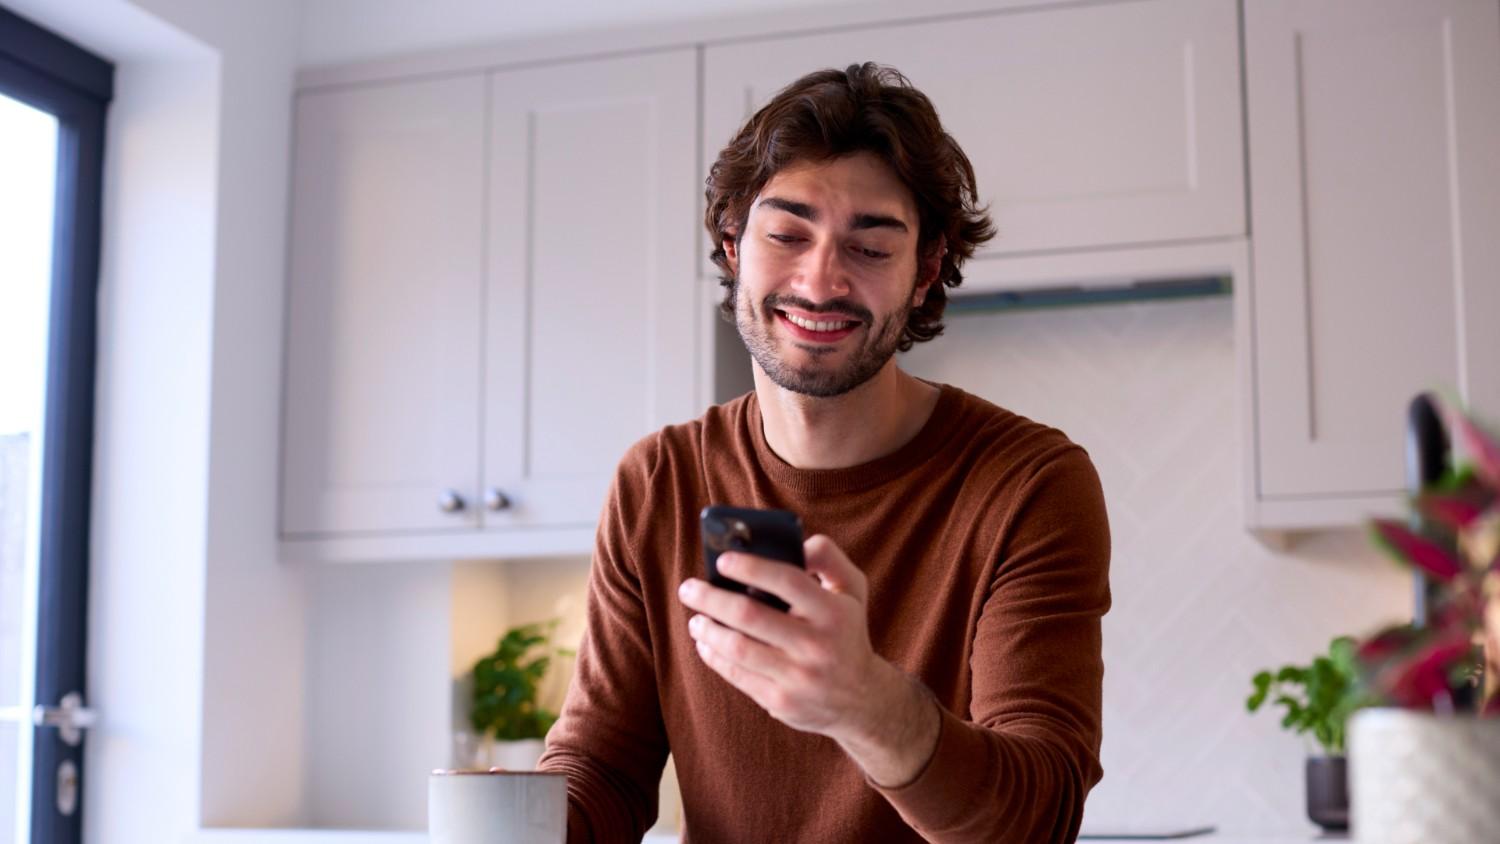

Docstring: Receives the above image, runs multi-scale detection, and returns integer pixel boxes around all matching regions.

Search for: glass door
[0,87,61,844]
[0,7,112,843]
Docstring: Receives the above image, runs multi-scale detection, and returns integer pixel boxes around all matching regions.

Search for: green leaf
[1247,671,1272,711]
[467,618,570,738]
[1328,636,1357,674]
[1314,723,1334,749]
[1247,634,1375,754]
[1275,666,1306,684]
[524,656,550,680]
[1279,709,1298,730]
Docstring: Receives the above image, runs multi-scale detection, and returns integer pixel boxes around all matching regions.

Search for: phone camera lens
[727,519,751,550]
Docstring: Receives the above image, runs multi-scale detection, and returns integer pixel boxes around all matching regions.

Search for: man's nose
[791,240,851,302]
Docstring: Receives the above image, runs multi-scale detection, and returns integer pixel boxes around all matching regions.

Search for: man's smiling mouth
[781,311,858,332]
[773,309,862,342]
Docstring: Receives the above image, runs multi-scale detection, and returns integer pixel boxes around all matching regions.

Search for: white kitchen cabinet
[483,50,700,529]
[1243,0,1500,529]
[280,49,700,553]
[281,74,486,536]
[701,0,1245,270]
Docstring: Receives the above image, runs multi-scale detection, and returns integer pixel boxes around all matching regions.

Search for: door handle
[33,691,97,747]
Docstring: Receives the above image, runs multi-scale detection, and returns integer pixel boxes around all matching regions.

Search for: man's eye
[856,247,890,260]
[768,233,798,244]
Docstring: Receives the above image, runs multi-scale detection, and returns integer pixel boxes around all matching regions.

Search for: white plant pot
[486,737,546,772]
[1349,708,1500,844]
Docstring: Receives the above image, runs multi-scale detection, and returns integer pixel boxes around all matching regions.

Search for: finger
[677,578,806,651]
[688,613,790,679]
[802,535,867,603]
[715,552,831,622]
[693,636,788,715]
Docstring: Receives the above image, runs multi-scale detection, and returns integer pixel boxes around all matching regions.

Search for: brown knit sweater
[538,383,1111,843]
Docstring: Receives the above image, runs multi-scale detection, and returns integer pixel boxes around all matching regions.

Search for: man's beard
[732,279,913,398]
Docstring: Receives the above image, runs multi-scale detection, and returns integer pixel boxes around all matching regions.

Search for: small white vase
[485,737,546,771]
[1349,708,1500,844]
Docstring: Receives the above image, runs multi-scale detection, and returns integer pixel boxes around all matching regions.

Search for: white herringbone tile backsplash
[903,296,1414,835]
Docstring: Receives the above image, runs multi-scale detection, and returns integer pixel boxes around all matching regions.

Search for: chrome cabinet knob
[437,489,466,513]
[484,488,511,511]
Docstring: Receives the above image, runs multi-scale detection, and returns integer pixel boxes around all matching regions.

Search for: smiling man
[537,63,1111,843]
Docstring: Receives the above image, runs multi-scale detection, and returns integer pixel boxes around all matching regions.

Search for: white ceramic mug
[429,770,567,844]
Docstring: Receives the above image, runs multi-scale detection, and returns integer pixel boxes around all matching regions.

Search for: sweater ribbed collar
[745,381,963,497]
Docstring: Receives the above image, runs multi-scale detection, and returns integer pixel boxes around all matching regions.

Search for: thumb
[803,535,866,604]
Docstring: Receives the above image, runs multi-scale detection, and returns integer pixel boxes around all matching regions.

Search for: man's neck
[753,363,941,470]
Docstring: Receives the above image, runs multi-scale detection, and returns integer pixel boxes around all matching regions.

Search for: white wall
[304,564,452,830]
[903,296,1414,835]
[5,0,303,839]
[87,42,221,843]
[159,0,308,828]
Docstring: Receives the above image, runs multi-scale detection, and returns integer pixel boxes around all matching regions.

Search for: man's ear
[723,237,739,275]
[912,281,932,308]
[913,239,946,306]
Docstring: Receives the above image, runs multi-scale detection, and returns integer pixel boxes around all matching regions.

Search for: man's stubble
[732,277,915,399]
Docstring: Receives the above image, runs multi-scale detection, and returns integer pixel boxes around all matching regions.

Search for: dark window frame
[0,7,112,844]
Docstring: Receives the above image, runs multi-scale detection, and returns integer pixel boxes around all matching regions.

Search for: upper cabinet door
[483,49,699,529]
[702,0,1244,267]
[1246,0,1500,508]
[282,75,486,536]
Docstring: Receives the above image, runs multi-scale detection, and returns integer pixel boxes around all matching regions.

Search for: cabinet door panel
[282,76,485,535]
[702,0,1244,269]
[486,50,699,527]
[1247,0,1500,502]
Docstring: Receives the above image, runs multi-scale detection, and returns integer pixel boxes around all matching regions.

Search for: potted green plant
[1347,397,1500,844]
[468,619,572,771]
[1247,635,1372,831]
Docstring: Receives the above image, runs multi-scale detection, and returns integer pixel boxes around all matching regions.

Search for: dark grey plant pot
[1306,755,1348,831]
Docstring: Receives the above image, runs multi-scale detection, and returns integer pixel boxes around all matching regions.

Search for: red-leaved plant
[1358,400,1500,715]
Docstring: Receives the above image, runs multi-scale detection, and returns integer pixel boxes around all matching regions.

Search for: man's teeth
[784,312,854,332]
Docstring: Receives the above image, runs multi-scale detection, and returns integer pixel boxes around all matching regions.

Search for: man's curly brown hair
[705,62,995,352]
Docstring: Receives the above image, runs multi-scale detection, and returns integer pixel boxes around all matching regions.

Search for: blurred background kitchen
[2,0,1496,842]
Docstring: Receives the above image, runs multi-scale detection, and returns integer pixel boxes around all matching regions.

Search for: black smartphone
[699,505,806,612]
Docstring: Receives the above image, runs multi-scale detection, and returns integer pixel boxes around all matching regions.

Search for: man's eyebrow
[757,196,910,233]
[756,196,817,221]
[850,213,908,233]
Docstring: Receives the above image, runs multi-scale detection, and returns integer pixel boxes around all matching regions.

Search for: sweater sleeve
[537,436,670,843]
[871,445,1112,843]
